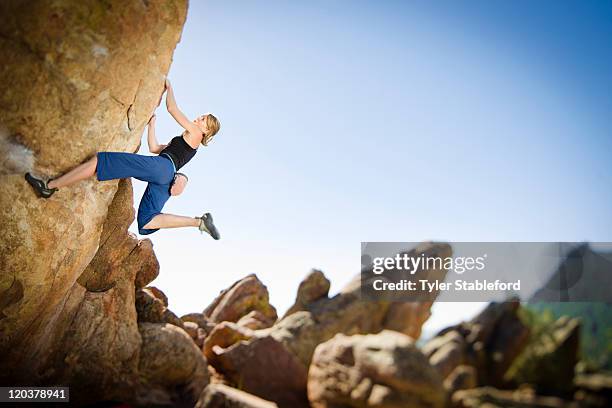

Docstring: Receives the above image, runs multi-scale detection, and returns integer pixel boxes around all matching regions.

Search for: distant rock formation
[530,244,612,302]
[423,300,530,388]
[203,243,451,406]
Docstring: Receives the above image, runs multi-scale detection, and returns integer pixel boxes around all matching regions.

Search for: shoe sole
[25,173,55,198]
[203,212,220,240]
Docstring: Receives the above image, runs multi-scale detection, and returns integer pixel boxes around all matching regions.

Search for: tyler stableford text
[373,279,521,293]
[369,253,521,294]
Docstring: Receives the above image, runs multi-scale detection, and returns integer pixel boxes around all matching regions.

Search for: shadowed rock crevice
[0,276,24,320]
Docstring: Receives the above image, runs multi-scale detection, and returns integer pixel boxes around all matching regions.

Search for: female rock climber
[25,79,221,240]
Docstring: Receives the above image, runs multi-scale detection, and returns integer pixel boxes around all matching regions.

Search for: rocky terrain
[1,2,610,407]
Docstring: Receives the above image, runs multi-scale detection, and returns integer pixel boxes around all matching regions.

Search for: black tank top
[159,135,197,170]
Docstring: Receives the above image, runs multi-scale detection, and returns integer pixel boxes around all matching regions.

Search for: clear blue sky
[130,0,612,333]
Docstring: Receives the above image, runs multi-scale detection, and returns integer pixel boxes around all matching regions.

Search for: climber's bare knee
[88,155,98,176]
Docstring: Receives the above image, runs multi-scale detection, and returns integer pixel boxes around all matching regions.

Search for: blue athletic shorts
[96,152,176,235]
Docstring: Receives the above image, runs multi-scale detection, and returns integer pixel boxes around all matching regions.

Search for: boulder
[574,372,612,407]
[135,287,184,329]
[307,330,446,408]
[237,310,276,330]
[0,2,189,405]
[505,316,580,396]
[138,322,210,406]
[196,384,279,408]
[451,386,572,408]
[444,365,478,394]
[283,269,330,318]
[145,286,169,307]
[212,335,309,407]
[203,321,255,364]
[183,321,199,339]
[195,328,208,348]
[424,299,530,387]
[204,273,278,325]
[181,312,216,334]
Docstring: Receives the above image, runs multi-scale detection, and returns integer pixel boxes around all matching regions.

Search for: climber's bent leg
[96,152,174,184]
[137,182,172,235]
[143,214,200,230]
[47,156,97,189]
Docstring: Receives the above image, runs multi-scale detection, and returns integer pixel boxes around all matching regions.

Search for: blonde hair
[202,113,220,146]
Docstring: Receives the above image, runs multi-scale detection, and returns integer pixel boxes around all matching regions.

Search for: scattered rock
[506,316,581,396]
[212,335,309,407]
[574,372,612,407]
[207,243,451,406]
[195,328,208,348]
[283,269,330,318]
[444,365,478,394]
[203,321,255,364]
[135,288,184,329]
[451,386,576,408]
[308,330,445,408]
[181,312,216,334]
[145,286,168,307]
[424,299,530,387]
[138,322,209,406]
[183,321,199,339]
[196,383,279,408]
[204,274,278,325]
[237,310,276,330]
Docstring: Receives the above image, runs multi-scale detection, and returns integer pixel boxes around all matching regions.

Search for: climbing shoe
[25,172,58,198]
[196,212,220,240]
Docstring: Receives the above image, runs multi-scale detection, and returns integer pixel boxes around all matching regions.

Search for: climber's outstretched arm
[164,78,202,137]
[146,114,166,154]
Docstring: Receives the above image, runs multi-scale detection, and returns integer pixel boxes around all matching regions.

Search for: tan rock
[307,330,446,408]
[451,386,572,408]
[203,321,255,364]
[183,321,199,339]
[135,288,184,329]
[424,300,530,387]
[444,365,478,394]
[430,340,466,380]
[196,383,279,408]
[212,335,309,407]
[204,273,278,324]
[237,310,276,330]
[145,286,169,307]
[195,328,208,348]
[138,322,209,406]
[182,312,215,332]
[283,269,330,318]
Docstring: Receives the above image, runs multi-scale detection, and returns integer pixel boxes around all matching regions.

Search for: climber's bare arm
[164,78,203,145]
[146,115,167,154]
[147,115,166,154]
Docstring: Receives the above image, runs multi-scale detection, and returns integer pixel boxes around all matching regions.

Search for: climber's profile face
[193,114,210,135]
[170,173,188,196]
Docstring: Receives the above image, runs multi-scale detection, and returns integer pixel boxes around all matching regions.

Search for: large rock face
[0,1,196,406]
